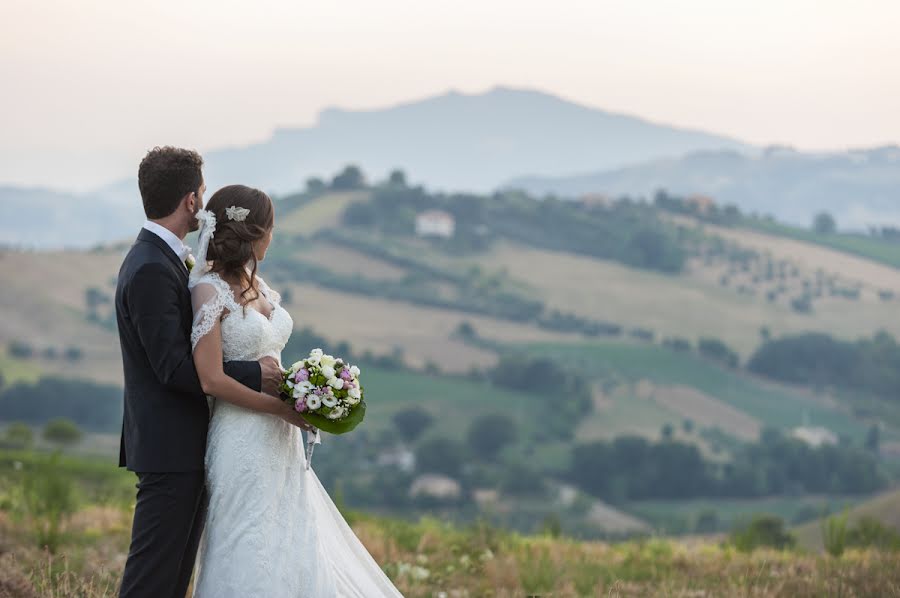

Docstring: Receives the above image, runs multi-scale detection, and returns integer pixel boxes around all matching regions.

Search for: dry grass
[284,283,572,372]
[300,240,409,280]
[4,507,900,598]
[637,382,762,441]
[0,248,125,385]
[277,191,369,236]
[458,240,900,358]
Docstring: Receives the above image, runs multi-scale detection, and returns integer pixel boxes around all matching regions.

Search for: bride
[188,184,402,597]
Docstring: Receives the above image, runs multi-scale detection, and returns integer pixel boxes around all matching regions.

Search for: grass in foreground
[3,505,900,597]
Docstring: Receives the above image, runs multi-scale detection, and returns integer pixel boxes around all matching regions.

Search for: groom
[115,146,283,598]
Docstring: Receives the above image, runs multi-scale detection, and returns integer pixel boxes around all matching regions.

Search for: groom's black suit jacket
[115,228,261,472]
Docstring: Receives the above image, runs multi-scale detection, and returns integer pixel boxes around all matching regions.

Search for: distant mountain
[506,146,900,229]
[0,185,143,249]
[188,86,751,194]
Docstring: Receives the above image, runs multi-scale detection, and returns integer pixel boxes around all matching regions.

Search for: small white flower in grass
[349,365,360,377]
[306,394,322,410]
[328,378,344,390]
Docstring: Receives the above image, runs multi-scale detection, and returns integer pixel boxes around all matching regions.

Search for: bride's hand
[279,409,316,433]
[258,393,316,432]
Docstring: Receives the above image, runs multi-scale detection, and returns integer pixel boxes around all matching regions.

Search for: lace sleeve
[190,281,229,350]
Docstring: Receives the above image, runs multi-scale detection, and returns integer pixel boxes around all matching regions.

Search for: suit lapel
[137,228,189,280]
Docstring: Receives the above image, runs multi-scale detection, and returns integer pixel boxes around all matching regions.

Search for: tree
[387,169,407,187]
[467,414,518,459]
[698,337,739,368]
[5,422,34,449]
[8,340,34,359]
[865,424,881,454]
[416,437,466,477]
[331,165,365,190]
[392,408,434,444]
[305,177,326,193]
[661,424,675,440]
[43,418,83,447]
[813,212,836,235]
[64,346,84,362]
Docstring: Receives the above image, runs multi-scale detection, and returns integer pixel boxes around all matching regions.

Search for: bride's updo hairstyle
[205,184,274,305]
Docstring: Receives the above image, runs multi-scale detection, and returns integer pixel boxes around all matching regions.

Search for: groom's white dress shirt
[143,221,192,266]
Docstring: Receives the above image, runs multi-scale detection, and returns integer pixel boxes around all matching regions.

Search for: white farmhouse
[415,210,455,239]
[791,426,838,448]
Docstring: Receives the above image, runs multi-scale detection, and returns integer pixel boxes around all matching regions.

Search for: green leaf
[301,401,366,435]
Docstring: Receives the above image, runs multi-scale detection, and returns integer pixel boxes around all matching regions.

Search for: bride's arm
[192,314,312,429]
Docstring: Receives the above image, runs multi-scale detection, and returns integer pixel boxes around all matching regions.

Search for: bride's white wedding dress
[189,272,402,597]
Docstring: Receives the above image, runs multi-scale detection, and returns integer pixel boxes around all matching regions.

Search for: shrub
[43,419,83,447]
[22,453,77,552]
[730,515,796,552]
[822,511,849,557]
[846,516,900,552]
[4,422,34,449]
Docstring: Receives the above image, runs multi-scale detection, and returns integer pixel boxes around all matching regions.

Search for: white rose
[321,365,336,380]
[292,386,305,399]
[310,348,324,359]
[348,386,361,400]
[328,378,344,390]
[321,394,338,408]
[307,355,321,367]
[291,361,305,370]
[306,394,322,410]
[349,365,360,377]
[321,354,336,368]
[326,406,345,420]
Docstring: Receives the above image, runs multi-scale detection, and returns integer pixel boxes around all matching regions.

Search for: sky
[2,0,899,190]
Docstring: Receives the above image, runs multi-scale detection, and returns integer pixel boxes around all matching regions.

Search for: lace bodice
[189,272,293,361]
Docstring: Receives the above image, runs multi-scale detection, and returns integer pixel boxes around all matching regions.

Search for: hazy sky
[2,0,899,190]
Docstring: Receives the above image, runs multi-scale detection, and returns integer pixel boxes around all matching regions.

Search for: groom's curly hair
[138,146,204,219]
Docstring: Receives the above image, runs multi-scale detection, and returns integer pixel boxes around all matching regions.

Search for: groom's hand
[259,356,283,397]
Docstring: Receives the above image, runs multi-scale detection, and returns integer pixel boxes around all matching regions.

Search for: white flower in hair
[225,205,250,222]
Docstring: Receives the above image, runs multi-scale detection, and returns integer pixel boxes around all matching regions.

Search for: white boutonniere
[185,254,196,272]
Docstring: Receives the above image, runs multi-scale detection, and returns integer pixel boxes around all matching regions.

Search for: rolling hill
[2,189,897,446]
[793,489,900,550]
[506,145,900,229]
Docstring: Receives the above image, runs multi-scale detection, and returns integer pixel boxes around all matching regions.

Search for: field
[744,218,900,270]
[2,450,900,598]
[515,340,881,444]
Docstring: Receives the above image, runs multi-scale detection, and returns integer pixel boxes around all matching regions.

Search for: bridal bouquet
[280,348,366,435]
